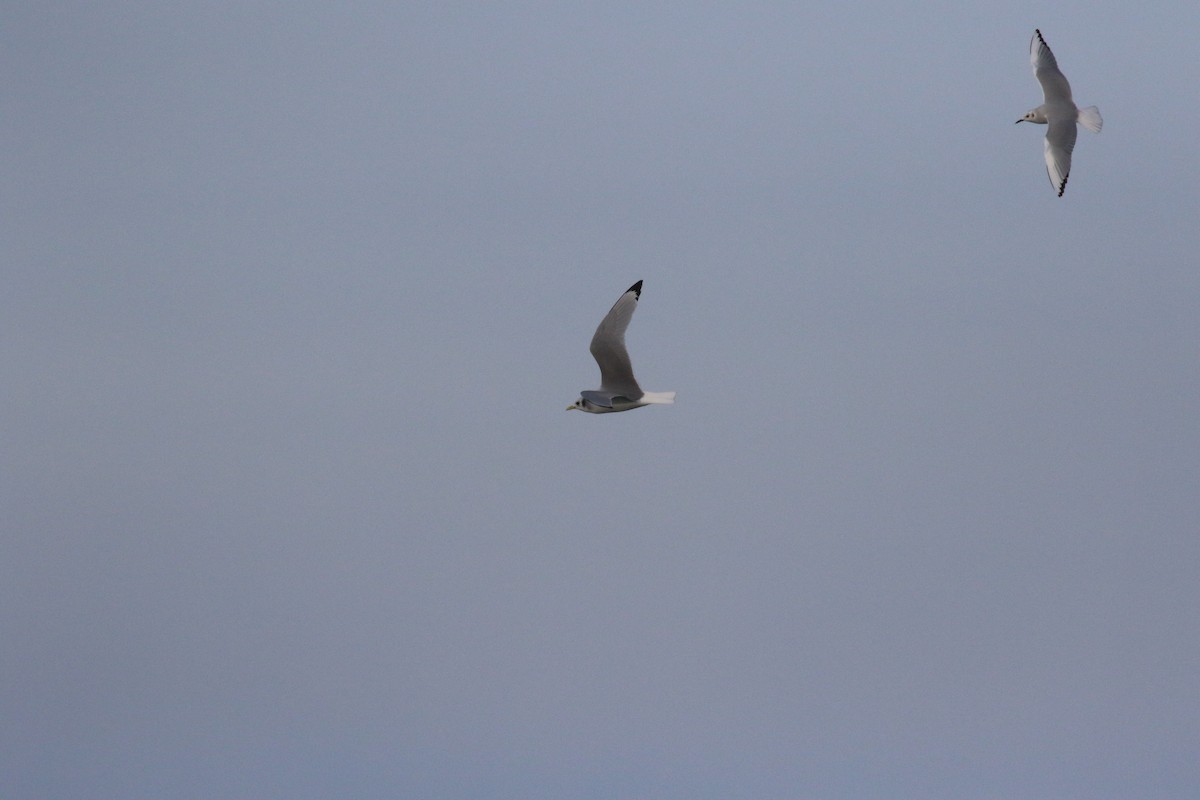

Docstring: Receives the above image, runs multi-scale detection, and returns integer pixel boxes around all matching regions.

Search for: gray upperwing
[589,280,644,399]
[1031,29,1073,104]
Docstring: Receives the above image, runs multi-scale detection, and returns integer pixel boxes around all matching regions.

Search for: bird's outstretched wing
[589,280,644,400]
[1031,29,1073,105]
[1044,117,1077,196]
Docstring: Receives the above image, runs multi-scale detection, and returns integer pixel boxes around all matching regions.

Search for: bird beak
[566,404,576,411]
[1015,118,1024,124]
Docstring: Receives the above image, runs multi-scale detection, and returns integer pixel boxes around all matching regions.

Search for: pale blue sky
[4,2,1199,798]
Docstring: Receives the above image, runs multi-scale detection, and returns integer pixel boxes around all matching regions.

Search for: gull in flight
[1016,29,1103,196]
[568,280,676,414]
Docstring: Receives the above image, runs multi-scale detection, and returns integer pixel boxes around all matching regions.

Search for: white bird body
[1017,29,1102,196]
[569,280,675,414]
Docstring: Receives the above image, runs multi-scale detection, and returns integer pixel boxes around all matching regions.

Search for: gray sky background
[4,2,1199,798]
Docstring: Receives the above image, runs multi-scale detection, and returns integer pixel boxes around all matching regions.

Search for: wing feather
[1044,118,1077,196]
[589,281,643,399]
[1031,29,1073,104]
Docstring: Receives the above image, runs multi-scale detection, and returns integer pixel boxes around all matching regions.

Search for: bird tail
[1077,106,1103,133]
[640,391,676,405]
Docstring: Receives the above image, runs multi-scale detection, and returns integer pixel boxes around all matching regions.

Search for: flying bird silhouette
[1016,29,1103,196]
[568,280,675,414]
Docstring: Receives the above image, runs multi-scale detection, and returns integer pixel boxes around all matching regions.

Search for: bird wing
[581,390,635,408]
[1044,117,1078,196]
[589,280,643,399]
[1031,29,1074,104]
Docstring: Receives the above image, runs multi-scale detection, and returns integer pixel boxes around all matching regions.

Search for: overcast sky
[4,2,1199,798]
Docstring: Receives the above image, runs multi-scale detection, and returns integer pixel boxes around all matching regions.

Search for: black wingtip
[628,280,643,298]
